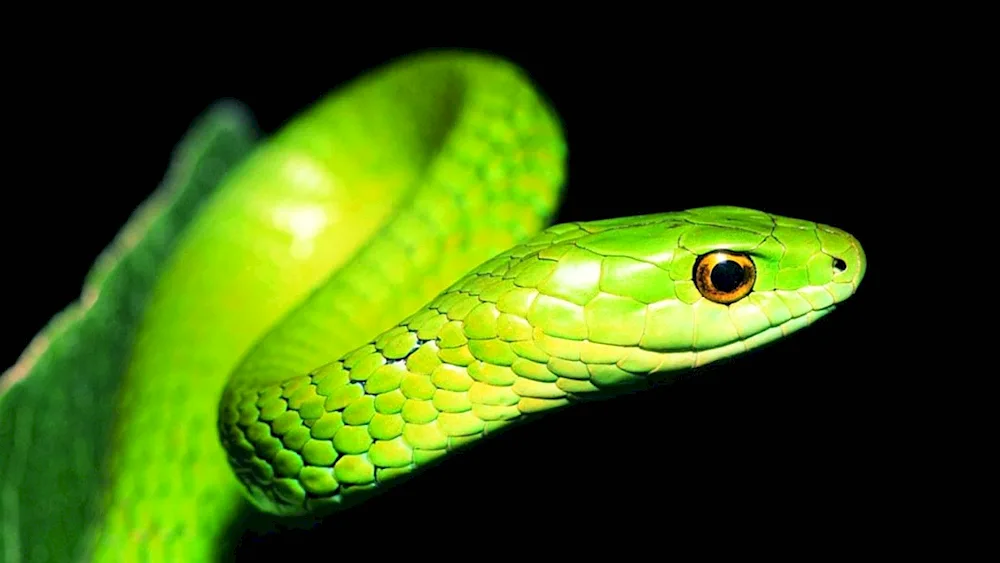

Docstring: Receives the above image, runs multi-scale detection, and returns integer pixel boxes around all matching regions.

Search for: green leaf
[0,101,258,563]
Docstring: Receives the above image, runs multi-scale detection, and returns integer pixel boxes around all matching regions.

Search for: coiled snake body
[0,51,866,562]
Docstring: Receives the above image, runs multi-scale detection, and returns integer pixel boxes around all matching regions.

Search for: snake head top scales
[221,204,865,516]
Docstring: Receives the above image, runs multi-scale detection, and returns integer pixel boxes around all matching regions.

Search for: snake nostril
[833,257,847,273]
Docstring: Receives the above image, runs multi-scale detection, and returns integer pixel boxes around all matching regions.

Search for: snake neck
[220,232,676,516]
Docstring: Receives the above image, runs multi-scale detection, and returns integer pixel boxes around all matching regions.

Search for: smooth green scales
[0,51,865,562]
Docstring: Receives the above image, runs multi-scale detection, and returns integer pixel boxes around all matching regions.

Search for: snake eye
[693,251,756,304]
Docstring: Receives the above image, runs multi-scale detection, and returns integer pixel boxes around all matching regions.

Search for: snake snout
[821,225,866,298]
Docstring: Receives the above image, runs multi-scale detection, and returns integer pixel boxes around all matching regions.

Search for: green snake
[0,51,866,562]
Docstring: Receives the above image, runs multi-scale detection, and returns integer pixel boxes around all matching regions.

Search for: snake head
[487,205,866,383]
[659,205,866,365]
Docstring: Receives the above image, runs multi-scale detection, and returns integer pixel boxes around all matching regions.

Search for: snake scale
[0,51,866,562]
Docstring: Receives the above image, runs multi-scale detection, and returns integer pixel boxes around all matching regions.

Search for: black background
[2,33,913,557]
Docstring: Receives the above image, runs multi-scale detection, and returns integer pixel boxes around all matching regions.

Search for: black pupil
[710,260,745,292]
